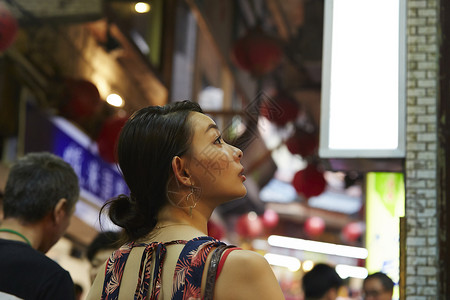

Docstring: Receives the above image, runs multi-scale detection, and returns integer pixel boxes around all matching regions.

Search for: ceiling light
[302,260,314,272]
[267,235,368,259]
[247,211,258,221]
[135,2,151,13]
[106,93,124,108]
[335,264,368,279]
[264,253,301,272]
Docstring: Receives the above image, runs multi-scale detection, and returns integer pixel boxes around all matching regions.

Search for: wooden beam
[184,0,251,105]
[265,0,292,40]
[267,202,355,230]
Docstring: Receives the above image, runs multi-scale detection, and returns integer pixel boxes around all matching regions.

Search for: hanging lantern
[96,116,128,163]
[286,128,319,157]
[0,2,18,52]
[207,220,225,240]
[292,164,326,199]
[304,216,325,237]
[235,212,264,238]
[260,93,300,126]
[341,222,364,242]
[231,27,283,77]
[262,208,279,229]
[60,78,103,123]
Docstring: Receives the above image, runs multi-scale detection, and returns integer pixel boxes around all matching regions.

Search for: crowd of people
[0,101,396,299]
[300,263,394,300]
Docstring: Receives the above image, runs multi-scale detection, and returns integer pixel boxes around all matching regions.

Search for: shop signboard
[319,0,406,159]
[366,172,404,299]
[25,104,129,208]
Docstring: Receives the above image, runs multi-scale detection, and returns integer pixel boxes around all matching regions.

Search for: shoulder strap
[171,237,220,300]
[216,247,241,278]
[203,244,237,300]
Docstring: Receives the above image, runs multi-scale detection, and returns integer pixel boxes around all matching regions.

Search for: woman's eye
[214,135,223,144]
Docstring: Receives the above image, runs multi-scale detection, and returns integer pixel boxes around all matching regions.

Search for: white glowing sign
[319,0,406,158]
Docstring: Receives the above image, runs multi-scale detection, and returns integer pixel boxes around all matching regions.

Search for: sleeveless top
[101,236,225,300]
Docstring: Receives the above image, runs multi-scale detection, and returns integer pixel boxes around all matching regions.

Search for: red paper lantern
[97,116,128,163]
[231,27,283,77]
[342,222,364,242]
[286,128,319,157]
[262,208,279,229]
[207,220,225,240]
[292,164,326,199]
[304,216,325,237]
[0,3,18,52]
[60,78,103,123]
[260,94,300,126]
[235,212,264,238]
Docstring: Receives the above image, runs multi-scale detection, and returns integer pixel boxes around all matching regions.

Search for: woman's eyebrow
[205,123,219,133]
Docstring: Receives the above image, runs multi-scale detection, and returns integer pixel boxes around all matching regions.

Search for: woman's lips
[239,168,246,181]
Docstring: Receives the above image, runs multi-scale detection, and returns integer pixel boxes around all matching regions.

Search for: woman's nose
[233,147,243,160]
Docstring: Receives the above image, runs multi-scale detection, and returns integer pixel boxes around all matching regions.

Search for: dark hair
[364,272,394,292]
[3,152,79,223]
[103,100,203,241]
[302,263,343,299]
[86,231,121,262]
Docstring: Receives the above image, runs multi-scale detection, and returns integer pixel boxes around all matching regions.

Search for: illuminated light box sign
[319,0,406,159]
[366,172,404,299]
[25,105,129,207]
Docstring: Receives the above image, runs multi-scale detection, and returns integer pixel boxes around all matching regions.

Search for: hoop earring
[166,176,200,216]
[186,189,197,217]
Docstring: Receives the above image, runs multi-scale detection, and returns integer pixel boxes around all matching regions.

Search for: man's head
[3,152,79,251]
[86,231,121,283]
[302,263,343,300]
[363,272,394,300]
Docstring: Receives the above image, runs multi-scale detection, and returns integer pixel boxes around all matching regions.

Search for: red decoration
[60,78,103,123]
[304,216,325,237]
[207,220,225,240]
[97,116,128,163]
[286,128,319,157]
[292,164,326,199]
[262,209,279,229]
[342,222,364,242]
[235,212,264,238]
[0,3,18,52]
[231,27,283,77]
[260,94,300,126]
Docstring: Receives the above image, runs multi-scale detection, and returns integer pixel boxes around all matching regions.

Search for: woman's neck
[157,205,211,235]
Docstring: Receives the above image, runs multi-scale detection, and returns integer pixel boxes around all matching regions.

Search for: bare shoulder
[213,249,285,300]
[224,249,270,271]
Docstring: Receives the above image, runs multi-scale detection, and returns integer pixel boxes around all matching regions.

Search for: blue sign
[25,105,129,207]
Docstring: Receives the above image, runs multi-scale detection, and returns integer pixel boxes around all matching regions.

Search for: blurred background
[0,0,448,299]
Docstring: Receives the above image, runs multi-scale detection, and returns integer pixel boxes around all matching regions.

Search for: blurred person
[86,230,121,283]
[87,101,284,300]
[0,152,79,299]
[302,263,343,300]
[74,283,83,300]
[362,272,394,300]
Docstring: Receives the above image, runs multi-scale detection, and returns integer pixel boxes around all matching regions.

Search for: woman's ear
[171,156,191,187]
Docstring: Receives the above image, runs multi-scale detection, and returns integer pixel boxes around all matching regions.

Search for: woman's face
[185,112,247,203]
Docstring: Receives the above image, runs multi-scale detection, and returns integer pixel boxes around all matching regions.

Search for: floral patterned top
[101,236,224,300]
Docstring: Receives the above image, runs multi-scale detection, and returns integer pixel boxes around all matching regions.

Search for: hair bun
[107,194,133,228]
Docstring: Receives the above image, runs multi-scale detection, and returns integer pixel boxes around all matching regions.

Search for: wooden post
[438,1,450,297]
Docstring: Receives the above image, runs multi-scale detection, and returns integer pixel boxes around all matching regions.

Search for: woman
[87,101,284,300]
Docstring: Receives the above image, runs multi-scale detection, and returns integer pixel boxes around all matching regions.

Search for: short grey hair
[3,152,79,223]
